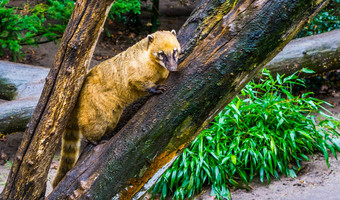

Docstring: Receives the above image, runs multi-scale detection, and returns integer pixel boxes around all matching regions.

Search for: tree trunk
[0,0,114,199]
[2,27,339,134]
[45,0,329,199]
[151,0,160,32]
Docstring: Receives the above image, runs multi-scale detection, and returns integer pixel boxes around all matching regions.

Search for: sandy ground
[0,0,340,199]
[232,153,340,200]
[193,152,340,200]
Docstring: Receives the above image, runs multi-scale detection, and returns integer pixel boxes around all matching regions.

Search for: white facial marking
[159,61,166,68]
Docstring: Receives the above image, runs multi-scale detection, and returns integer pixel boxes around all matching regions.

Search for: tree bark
[2,28,339,135]
[0,0,114,199]
[45,0,329,199]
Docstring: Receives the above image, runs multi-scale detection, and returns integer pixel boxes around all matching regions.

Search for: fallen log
[266,29,340,76]
[0,99,38,134]
[1,28,339,134]
[0,61,48,101]
[0,62,49,134]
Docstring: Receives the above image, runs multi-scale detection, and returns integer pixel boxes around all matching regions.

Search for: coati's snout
[162,50,178,71]
[155,47,180,71]
[166,61,178,72]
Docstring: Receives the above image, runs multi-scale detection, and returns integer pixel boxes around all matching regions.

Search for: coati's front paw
[148,84,166,94]
[84,139,99,145]
[85,138,109,145]
[98,139,109,145]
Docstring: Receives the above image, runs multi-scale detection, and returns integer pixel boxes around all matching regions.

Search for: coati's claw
[99,139,109,145]
[156,84,167,93]
[85,138,108,146]
[148,84,167,94]
[84,139,99,145]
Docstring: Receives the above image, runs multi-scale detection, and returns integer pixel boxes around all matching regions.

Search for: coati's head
[147,30,181,72]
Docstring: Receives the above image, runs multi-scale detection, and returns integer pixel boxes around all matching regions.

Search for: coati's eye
[173,48,178,60]
[157,50,168,62]
[157,50,165,57]
[173,48,178,56]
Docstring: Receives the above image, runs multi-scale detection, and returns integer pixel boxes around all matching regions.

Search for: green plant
[5,161,12,168]
[0,0,141,59]
[0,0,74,59]
[105,0,142,36]
[109,0,140,22]
[31,0,74,42]
[0,0,38,59]
[152,68,340,200]
[297,0,340,37]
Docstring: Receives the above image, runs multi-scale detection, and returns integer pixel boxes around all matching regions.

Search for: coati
[52,30,181,188]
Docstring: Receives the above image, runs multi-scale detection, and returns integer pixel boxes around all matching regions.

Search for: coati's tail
[52,128,81,188]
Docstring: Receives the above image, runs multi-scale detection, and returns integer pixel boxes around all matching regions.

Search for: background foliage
[0,0,141,59]
[109,0,141,22]
[0,0,74,59]
[297,0,340,37]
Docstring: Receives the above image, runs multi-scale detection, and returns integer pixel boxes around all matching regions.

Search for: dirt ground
[0,0,340,199]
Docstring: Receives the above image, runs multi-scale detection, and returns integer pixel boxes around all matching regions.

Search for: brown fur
[52,30,181,188]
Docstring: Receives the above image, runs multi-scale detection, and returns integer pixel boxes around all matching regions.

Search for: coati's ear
[147,34,154,49]
[171,29,176,36]
[147,34,154,43]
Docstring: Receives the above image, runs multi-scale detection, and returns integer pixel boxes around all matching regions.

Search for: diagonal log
[45,0,330,199]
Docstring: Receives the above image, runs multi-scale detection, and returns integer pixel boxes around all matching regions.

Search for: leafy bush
[0,0,38,59]
[109,0,141,22]
[152,68,340,200]
[297,0,340,37]
[0,0,73,59]
[32,0,74,41]
[0,0,141,59]
[105,0,141,36]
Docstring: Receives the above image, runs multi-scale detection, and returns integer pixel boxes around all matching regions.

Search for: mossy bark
[0,78,16,101]
[47,0,329,199]
[0,0,114,199]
